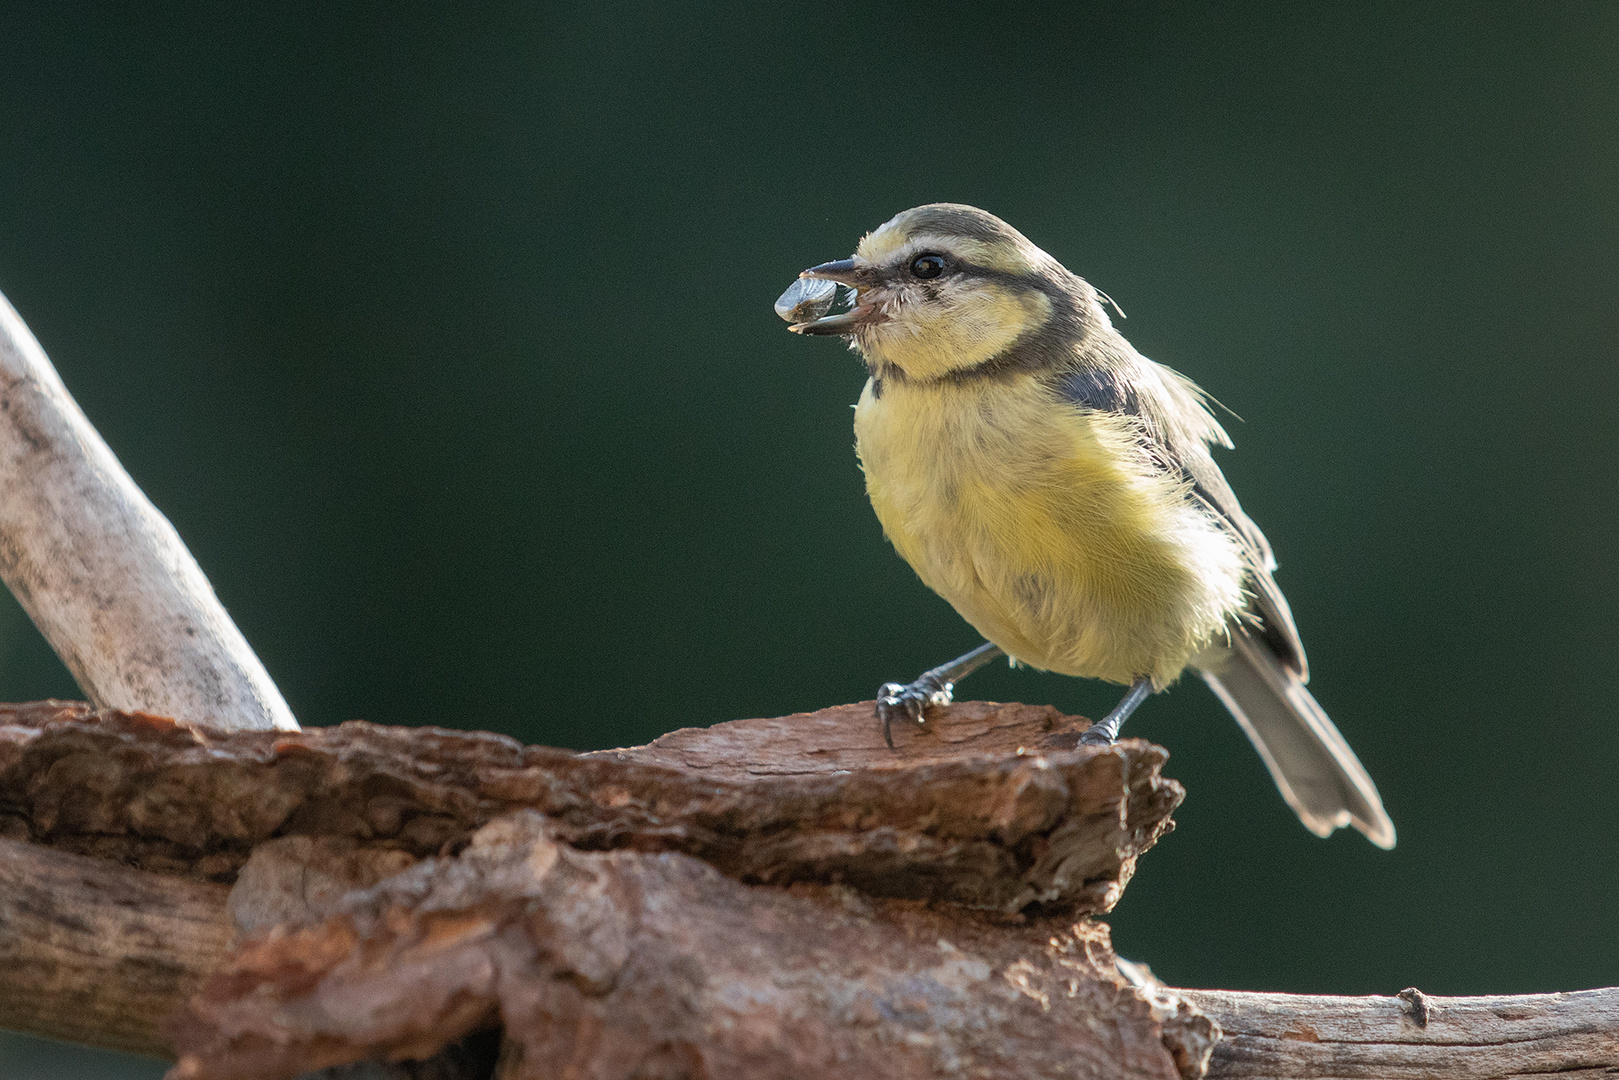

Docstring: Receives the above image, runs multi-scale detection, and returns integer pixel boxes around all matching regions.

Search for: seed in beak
[774,277,839,324]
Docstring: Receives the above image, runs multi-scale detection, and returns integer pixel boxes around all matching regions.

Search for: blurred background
[1,2,1616,1074]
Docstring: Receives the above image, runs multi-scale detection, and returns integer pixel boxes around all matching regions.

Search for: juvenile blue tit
[782,203,1394,848]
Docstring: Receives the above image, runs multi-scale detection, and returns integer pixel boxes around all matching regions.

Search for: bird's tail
[1199,629,1395,848]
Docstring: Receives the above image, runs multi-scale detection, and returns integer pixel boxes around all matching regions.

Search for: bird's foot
[1078,676,1154,747]
[876,674,954,750]
[1077,724,1115,747]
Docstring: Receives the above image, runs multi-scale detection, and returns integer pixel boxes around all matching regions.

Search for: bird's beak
[789,259,880,336]
[799,258,865,286]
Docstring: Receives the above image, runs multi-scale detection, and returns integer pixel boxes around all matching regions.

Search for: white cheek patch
[863,285,1051,380]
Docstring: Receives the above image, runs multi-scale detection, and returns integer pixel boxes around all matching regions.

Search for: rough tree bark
[0,701,1614,1079]
[0,699,1176,911]
[0,699,1200,1078]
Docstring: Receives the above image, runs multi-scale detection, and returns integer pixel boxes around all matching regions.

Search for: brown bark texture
[172,810,1212,1080]
[0,698,1178,913]
[0,696,1200,1078]
[0,698,1614,1079]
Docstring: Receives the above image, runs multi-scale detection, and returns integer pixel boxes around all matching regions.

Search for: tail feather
[1199,629,1395,848]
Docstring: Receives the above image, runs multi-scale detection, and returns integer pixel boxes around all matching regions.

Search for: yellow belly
[853,375,1247,687]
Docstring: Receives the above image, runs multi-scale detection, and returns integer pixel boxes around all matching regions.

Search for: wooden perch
[0,700,1613,1078]
[0,289,295,731]
[0,834,496,1074]
[0,697,1196,1077]
[0,699,1179,912]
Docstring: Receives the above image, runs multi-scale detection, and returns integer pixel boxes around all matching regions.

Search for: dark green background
[3,3,1617,1073]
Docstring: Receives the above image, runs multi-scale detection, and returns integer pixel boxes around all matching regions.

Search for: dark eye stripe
[884,247,1055,298]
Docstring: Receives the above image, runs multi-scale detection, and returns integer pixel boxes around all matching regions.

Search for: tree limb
[1183,986,1619,1078]
[0,290,295,731]
[0,835,229,1058]
[170,810,1209,1080]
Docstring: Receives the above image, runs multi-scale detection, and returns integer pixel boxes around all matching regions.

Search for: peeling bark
[0,699,1180,913]
[170,810,1209,1080]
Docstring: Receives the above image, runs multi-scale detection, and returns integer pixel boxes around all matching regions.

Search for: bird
[782,203,1394,848]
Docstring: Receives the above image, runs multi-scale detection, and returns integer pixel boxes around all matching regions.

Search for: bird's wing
[1178,439,1309,679]
[1055,356,1310,680]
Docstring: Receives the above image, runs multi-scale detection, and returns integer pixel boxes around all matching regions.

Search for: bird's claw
[876,675,954,749]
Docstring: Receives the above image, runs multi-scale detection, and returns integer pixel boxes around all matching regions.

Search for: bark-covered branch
[1,790,1614,1079]
[0,697,1195,1077]
[0,699,1177,913]
[172,809,1212,1080]
[0,699,1613,1078]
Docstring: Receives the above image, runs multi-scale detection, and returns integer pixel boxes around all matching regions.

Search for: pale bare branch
[0,291,295,730]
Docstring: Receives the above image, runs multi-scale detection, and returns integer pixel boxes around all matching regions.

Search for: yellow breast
[852,374,1247,687]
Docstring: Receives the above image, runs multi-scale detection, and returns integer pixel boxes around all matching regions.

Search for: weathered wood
[1184,986,1619,1078]
[0,699,1180,913]
[0,833,507,1080]
[0,835,231,1057]
[0,291,295,731]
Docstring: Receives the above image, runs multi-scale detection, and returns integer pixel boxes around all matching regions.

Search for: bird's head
[789,203,1096,382]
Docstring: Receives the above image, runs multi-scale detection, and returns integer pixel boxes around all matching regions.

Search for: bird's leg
[1078,677,1154,746]
[877,641,1006,749]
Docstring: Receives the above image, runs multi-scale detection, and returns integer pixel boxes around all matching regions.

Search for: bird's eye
[910,253,946,279]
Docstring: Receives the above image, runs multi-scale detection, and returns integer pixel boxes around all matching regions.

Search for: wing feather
[1055,350,1309,679]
